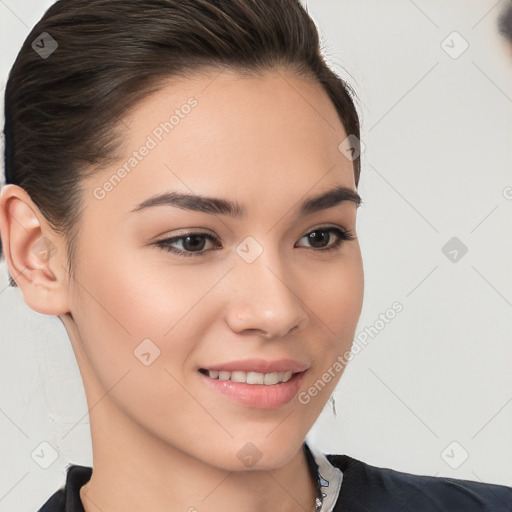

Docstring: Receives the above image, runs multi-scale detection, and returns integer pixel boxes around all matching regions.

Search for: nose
[225,253,309,339]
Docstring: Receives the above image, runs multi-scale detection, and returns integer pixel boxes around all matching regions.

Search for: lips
[197,358,310,408]
[199,367,308,409]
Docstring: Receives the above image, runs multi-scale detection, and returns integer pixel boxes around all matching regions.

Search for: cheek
[298,252,363,396]
[76,245,216,338]
[69,247,223,386]
[303,253,364,343]
[69,255,199,437]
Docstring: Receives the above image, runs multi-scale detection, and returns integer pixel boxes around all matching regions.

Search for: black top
[37,444,512,512]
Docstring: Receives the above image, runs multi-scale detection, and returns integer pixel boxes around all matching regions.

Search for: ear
[0,184,71,316]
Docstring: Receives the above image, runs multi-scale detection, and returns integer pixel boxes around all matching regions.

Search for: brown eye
[154,232,220,257]
[295,227,355,252]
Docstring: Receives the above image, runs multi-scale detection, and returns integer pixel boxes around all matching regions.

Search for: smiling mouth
[198,366,308,409]
[199,368,297,385]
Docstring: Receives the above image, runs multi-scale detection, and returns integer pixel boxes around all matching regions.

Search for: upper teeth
[206,370,293,385]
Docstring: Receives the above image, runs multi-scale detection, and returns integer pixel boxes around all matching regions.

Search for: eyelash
[153,225,355,258]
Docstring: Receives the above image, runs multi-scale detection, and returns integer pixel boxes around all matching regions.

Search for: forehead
[84,68,356,219]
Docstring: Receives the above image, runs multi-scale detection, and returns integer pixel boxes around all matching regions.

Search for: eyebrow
[129,185,362,218]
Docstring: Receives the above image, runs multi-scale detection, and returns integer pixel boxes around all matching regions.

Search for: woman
[1,1,511,511]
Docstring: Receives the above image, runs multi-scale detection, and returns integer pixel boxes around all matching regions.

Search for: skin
[0,67,364,512]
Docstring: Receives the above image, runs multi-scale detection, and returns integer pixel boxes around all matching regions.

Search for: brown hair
[2,0,362,288]
[498,0,512,46]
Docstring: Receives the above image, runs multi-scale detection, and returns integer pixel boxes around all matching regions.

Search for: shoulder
[326,453,512,512]
[37,465,92,512]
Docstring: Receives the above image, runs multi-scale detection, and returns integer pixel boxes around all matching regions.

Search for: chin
[199,435,304,472]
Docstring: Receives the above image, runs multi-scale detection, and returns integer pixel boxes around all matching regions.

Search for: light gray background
[1,0,511,510]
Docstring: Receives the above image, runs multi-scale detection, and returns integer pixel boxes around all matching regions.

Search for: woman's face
[65,68,364,470]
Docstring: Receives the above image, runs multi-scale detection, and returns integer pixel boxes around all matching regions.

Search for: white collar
[305,441,344,512]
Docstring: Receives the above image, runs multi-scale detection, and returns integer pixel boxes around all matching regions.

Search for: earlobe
[0,184,70,316]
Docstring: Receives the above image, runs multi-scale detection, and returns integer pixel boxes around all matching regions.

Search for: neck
[79,397,318,512]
